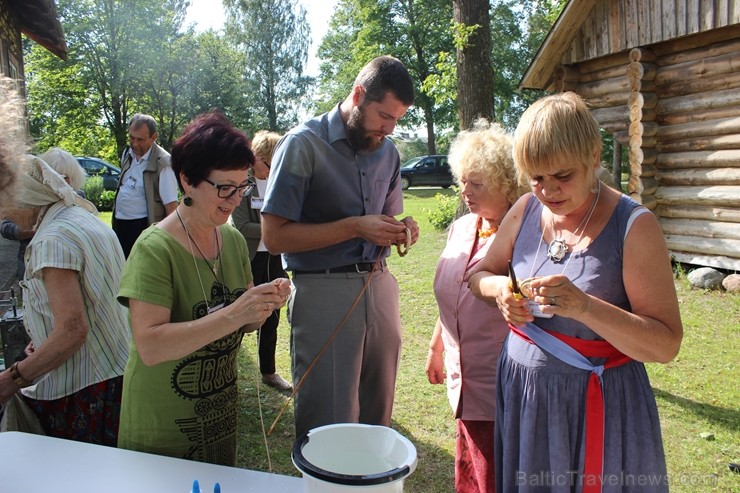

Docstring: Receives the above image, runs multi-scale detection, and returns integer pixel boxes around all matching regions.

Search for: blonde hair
[39,147,87,191]
[513,92,601,185]
[0,77,28,209]
[251,130,282,159]
[448,118,522,206]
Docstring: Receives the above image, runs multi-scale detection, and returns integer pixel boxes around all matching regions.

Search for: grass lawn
[104,193,739,491]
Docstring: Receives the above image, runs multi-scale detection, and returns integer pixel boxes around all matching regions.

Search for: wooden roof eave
[518,0,597,91]
[10,0,67,60]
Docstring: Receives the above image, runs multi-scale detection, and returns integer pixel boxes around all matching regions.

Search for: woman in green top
[117,112,291,465]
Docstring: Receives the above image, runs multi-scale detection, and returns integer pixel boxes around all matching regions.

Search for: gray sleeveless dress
[496,194,668,492]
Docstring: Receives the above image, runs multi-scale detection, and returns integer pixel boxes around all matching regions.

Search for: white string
[550,181,600,249]
[530,181,601,279]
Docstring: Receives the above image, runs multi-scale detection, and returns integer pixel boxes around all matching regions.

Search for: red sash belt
[510,324,632,493]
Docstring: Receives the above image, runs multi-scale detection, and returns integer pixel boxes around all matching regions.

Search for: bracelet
[9,362,33,388]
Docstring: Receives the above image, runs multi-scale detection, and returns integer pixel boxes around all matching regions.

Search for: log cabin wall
[544,2,740,271]
[0,0,23,79]
[652,31,740,270]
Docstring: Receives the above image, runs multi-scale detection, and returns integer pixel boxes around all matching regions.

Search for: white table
[0,431,303,492]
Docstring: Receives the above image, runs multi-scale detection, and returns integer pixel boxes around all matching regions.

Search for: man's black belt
[293,261,384,275]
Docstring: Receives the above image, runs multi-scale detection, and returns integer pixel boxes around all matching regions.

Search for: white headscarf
[16,154,98,216]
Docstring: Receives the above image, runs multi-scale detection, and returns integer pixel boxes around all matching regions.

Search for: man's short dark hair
[129,113,158,137]
[354,56,415,107]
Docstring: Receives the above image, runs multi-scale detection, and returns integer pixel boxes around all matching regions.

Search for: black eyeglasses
[203,178,255,198]
[261,157,271,169]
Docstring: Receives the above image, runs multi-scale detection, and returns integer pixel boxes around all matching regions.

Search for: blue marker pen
[213,483,221,493]
[191,479,201,493]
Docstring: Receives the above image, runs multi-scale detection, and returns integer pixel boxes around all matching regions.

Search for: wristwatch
[9,362,32,388]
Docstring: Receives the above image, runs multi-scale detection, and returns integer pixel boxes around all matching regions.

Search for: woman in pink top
[426,119,524,493]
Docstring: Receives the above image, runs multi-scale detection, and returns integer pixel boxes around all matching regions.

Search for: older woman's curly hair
[0,77,28,209]
[448,118,523,206]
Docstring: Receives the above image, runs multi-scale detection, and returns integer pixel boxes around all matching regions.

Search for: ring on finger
[549,296,557,306]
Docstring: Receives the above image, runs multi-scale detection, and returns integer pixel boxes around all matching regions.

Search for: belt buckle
[354,263,371,274]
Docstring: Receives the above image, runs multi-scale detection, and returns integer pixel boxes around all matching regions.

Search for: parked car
[75,156,120,191]
[399,155,452,190]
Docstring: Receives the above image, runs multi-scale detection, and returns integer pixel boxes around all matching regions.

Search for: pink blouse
[433,213,509,421]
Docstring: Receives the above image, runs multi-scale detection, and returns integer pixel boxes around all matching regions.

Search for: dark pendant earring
[183,196,193,207]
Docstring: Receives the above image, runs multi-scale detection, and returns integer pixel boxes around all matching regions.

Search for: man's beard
[346,105,385,152]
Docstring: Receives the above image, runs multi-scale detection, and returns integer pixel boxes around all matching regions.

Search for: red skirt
[23,376,123,447]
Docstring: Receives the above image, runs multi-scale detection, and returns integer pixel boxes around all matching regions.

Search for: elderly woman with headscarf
[0,149,130,446]
[2,148,88,280]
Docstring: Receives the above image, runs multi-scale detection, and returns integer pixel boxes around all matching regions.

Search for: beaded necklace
[476,216,499,239]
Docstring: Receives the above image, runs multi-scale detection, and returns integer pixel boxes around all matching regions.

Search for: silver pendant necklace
[545,181,601,263]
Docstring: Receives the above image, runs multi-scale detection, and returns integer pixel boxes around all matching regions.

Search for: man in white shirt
[112,113,178,257]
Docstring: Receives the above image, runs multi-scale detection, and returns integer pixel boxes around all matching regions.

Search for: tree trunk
[454,0,494,129]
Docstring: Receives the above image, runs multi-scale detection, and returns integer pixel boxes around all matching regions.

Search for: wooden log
[578,63,625,83]
[656,34,740,67]
[641,135,658,148]
[642,148,658,165]
[612,140,622,188]
[657,88,740,115]
[629,79,656,93]
[653,25,740,59]
[584,92,630,109]
[657,116,740,141]
[669,251,740,272]
[664,234,740,259]
[554,65,580,83]
[655,204,740,223]
[601,121,628,133]
[592,105,630,124]
[614,130,629,145]
[655,185,740,206]
[659,218,740,240]
[627,62,658,81]
[641,163,657,178]
[630,121,659,136]
[657,105,740,126]
[628,175,644,194]
[656,150,740,169]
[629,106,657,122]
[656,133,740,152]
[654,50,740,85]
[578,75,630,99]
[629,47,656,63]
[577,51,632,74]
[629,91,658,109]
[639,193,657,209]
[657,70,740,98]
[642,176,659,195]
[657,168,740,186]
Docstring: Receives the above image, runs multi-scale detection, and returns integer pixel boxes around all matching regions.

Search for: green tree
[316,0,455,154]
[224,0,312,132]
[24,40,116,160]
[53,0,189,157]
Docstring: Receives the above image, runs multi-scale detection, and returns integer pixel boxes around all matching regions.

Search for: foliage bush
[83,175,104,205]
[426,188,459,230]
[98,190,116,211]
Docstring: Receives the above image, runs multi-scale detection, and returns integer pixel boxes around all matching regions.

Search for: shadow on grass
[653,387,740,433]
[391,420,455,492]
[403,187,456,199]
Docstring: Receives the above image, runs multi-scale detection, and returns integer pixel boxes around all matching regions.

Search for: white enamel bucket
[292,423,418,492]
